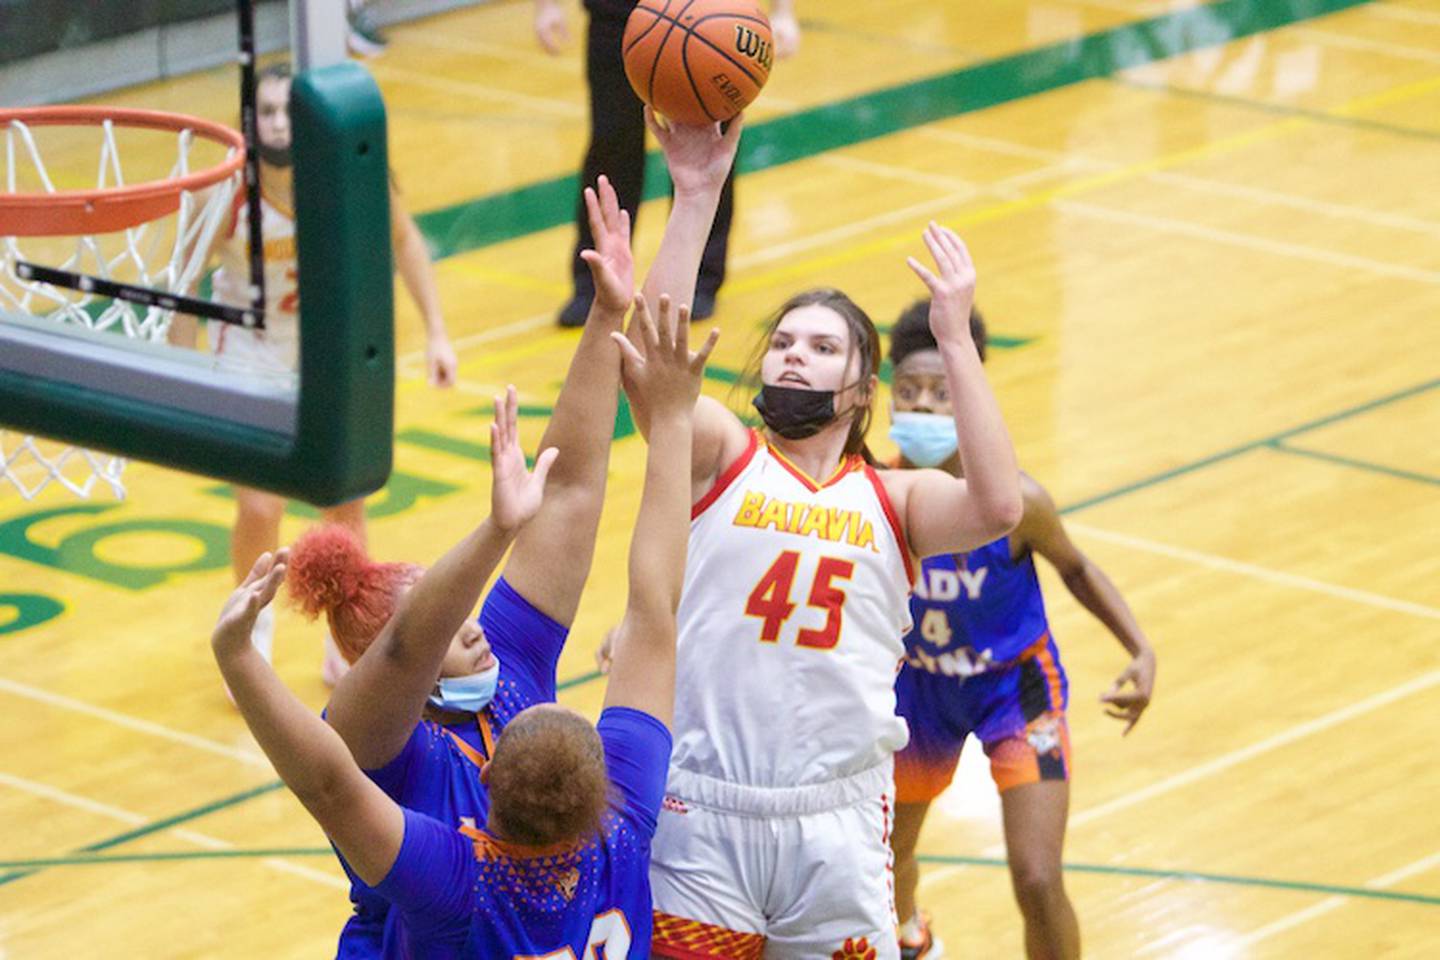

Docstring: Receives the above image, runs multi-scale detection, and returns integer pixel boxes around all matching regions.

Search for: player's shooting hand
[611,293,718,417]
[490,385,559,534]
[907,222,978,349]
[1100,647,1156,735]
[579,174,635,317]
[213,549,289,662]
[646,106,744,198]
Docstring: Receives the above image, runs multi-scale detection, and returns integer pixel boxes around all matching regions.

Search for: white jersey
[208,191,301,373]
[671,430,915,788]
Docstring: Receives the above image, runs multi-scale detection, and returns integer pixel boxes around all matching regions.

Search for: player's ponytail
[287,525,422,664]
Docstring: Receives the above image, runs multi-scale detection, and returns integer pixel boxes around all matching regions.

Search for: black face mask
[752,384,838,439]
[257,141,292,168]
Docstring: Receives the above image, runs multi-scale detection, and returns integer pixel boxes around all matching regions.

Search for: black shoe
[691,288,717,321]
[557,294,592,328]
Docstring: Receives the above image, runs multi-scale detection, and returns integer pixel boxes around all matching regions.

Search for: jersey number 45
[745,551,856,650]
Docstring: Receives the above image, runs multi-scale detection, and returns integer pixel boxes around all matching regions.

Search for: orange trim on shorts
[652,911,765,960]
[1033,640,1065,711]
[692,430,760,519]
[894,751,961,805]
[989,714,1071,793]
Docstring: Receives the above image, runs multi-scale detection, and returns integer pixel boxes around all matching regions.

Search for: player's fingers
[692,327,720,372]
[647,295,668,349]
[643,105,668,140]
[906,256,939,290]
[582,185,603,235]
[492,394,508,448]
[610,330,646,369]
[240,551,272,587]
[531,447,559,488]
[598,174,621,227]
[671,303,691,353]
[722,113,744,151]
[257,562,287,605]
[505,385,520,448]
[922,224,950,272]
[942,226,974,271]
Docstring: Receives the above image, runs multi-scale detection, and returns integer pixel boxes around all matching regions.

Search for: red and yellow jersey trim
[863,464,915,585]
[764,436,866,493]
[693,429,761,519]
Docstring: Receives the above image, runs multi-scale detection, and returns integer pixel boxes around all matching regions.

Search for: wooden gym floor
[1,0,1437,956]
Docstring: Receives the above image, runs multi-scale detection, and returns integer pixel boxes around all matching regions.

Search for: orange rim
[0,106,247,237]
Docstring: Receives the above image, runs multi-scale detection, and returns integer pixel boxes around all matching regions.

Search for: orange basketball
[623,0,774,126]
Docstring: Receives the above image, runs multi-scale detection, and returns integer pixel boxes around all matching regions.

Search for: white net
[1,113,242,501]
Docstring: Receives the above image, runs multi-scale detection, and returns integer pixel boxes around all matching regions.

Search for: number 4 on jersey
[745,551,856,650]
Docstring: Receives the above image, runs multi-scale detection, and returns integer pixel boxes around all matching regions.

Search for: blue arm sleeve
[597,707,673,838]
[479,577,569,703]
[373,808,474,946]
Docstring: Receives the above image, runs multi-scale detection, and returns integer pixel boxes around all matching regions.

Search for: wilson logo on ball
[734,26,773,70]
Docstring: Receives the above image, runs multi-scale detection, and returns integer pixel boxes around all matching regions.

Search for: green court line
[916,854,1440,907]
[1268,440,1440,487]
[415,0,1372,260]
[1113,76,1440,144]
[0,779,284,889]
[395,427,492,461]
[4,845,1435,909]
[1060,377,1440,515]
[557,668,604,692]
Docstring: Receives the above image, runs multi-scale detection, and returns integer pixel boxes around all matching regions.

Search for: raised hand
[578,174,635,315]
[213,549,289,661]
[611,293,719,417]
[645,106,744,198]
[1100,648,1156,735]
[907,222,978,347]
[489,385,559,534]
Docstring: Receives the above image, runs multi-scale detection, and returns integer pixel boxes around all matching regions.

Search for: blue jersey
[903,536,1052,677]
[374,706,672,959]
[334,577,571,959]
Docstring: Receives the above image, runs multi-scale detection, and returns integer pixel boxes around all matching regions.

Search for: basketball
[623,0,774,125]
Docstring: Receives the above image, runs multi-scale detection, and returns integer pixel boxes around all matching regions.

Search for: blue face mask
[889,411,958,468]
[428,657,501,714]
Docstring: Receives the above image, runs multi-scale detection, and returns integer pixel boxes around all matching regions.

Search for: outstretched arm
[625,112,748,487]
[602,295,718,727]
[389,183,458,388]
[214,551,404,886]
[325,389,558,770]
[896,224,1023,558]
[1015,476,1155,734]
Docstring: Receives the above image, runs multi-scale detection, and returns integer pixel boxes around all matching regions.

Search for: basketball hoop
[0,106,247,500]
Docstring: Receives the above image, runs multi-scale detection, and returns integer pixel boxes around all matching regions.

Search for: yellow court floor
[1,0,1438,956]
